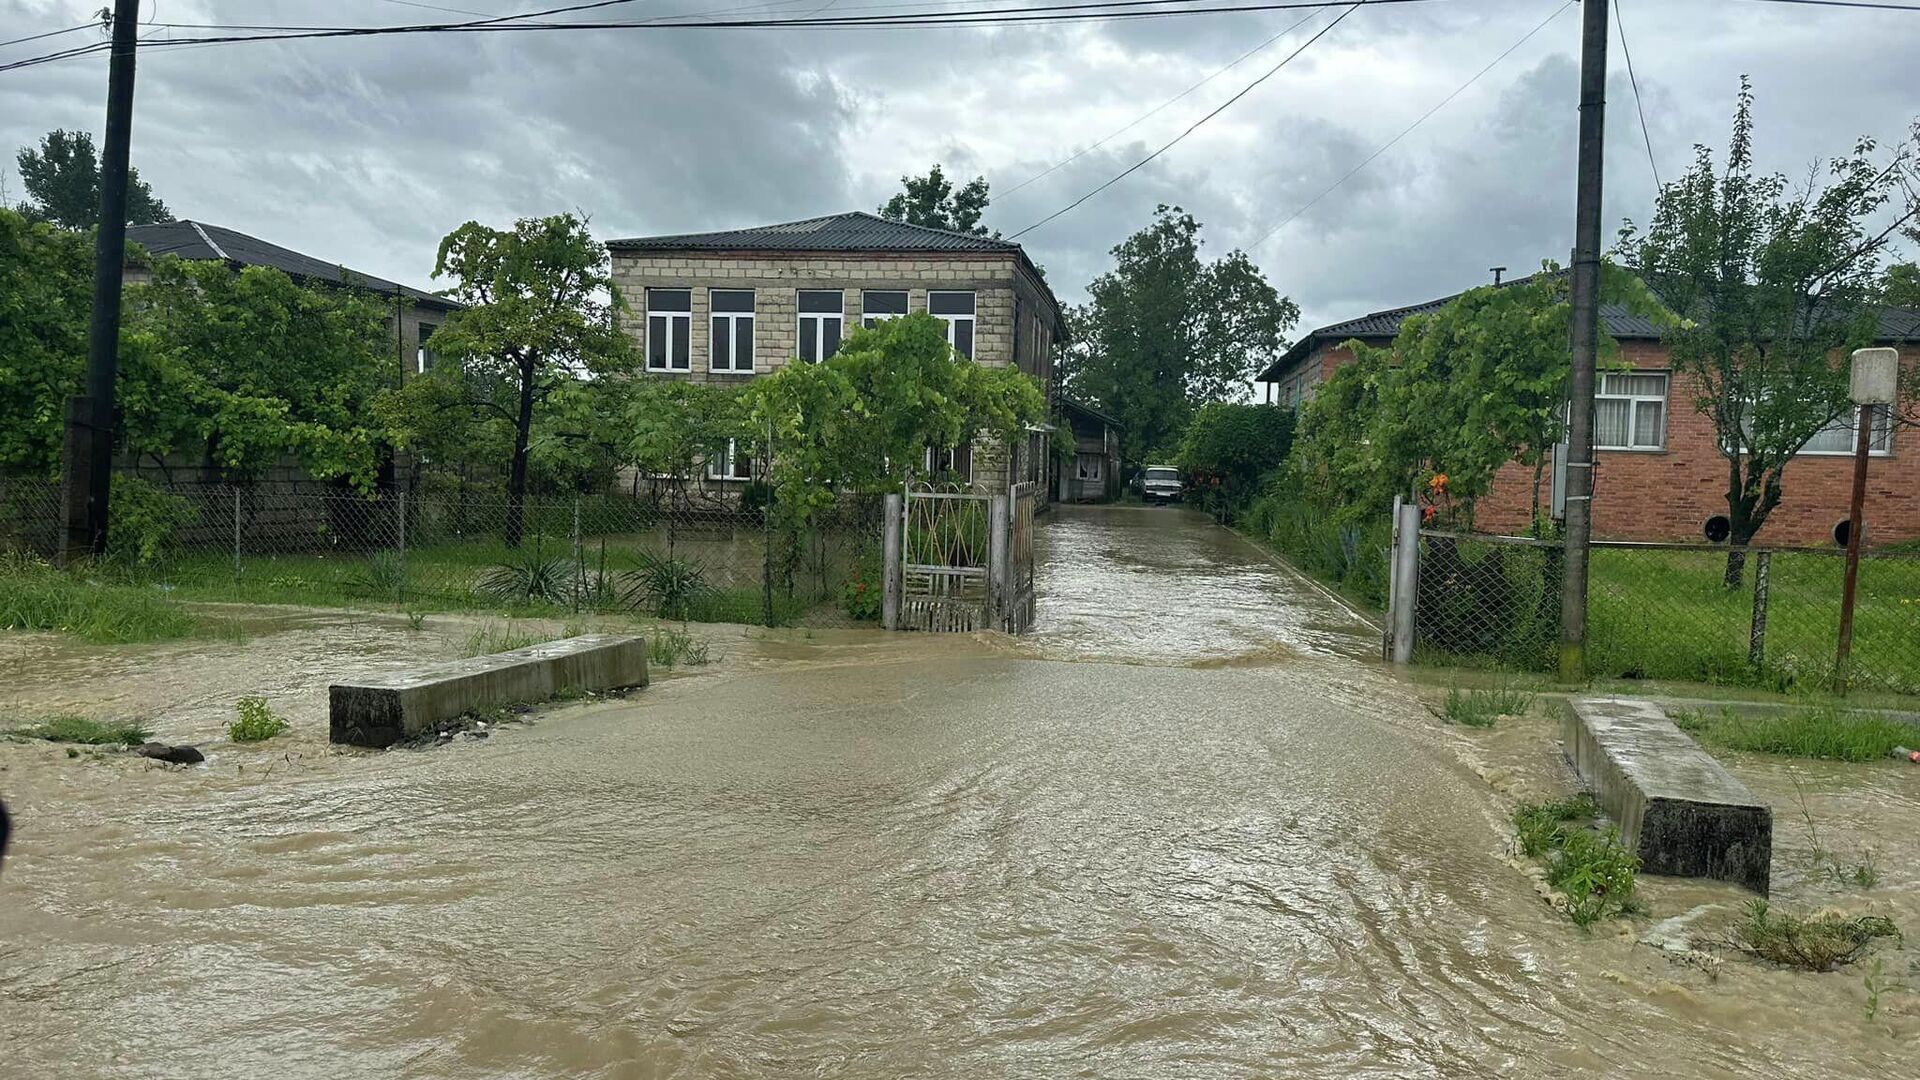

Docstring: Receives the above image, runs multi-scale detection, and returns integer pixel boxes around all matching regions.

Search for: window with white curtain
[1594,371,1668,450]
[1798,405,1893,455]
[705,439,753,480]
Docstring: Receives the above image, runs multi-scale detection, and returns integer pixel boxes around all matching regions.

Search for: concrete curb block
[329,634,649,748]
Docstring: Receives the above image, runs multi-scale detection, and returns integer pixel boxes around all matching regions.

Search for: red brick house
[1255,284,1920,545]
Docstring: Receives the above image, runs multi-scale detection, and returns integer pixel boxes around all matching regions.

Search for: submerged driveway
[0,506,1900,1078]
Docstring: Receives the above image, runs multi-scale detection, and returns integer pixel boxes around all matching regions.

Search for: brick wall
[1297,338,1920,546]
[610,249,1061,491]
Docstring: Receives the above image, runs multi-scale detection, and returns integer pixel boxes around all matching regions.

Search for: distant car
[1140,465,1183,505]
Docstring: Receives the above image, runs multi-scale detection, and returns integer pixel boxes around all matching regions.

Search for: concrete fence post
[1747,549,1771,670]
[882,492,903,631]
[1385,495,1403,660]
[989,493,1011,631]
[570,495,582,614]
[232,485,242,580]
[1389,500,1422,665]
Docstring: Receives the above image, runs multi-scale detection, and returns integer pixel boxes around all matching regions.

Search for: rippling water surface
[2,506,1913,1077]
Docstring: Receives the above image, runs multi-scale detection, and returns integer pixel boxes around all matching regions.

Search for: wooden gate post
[882,492,903,631]
[989,492,1011,630]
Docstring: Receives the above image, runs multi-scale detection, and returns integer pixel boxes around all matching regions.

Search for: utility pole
[59,0,142,564]
[1558,0,1608,683]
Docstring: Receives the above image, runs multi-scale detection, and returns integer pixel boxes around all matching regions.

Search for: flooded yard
[1,505,1915,1077]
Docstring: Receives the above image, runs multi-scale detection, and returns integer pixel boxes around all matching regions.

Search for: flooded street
[3,505,1915,1077]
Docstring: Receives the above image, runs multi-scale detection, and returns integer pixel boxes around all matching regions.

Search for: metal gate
[898,482,993,632]
[1004,481,1038,633]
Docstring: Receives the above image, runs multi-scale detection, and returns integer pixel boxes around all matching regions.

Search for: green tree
[1616,80,1917,581]
[418,214,635,545]
[1175,401,1296,521]
[1881,262,1920,309]
[878,164,993,236]
[15,129,170,229]
[120,257,397,486]
[0,208,94,474]
[1064,206,1298,462]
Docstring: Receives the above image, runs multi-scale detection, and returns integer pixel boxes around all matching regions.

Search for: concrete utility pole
[59,0,142,564]
[1558,0,1609,684]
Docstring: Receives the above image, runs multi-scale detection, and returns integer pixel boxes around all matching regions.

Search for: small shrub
[1737,899,1898,971]
[405,610,427,631]
[107,475,195,565]
[623,552,711,620]
[1513,794,1599,858]
[1547,827,1641,927]
[9,714,152,746]
[842,548,882,621]
[649,627,710,667]
[229,696,289,743]
[355,550,407,594]
[477,547,572,605]
[1432,682,1535,728]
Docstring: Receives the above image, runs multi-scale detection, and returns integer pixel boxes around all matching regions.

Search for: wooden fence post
[1747,549,1771,671]
[882,492,903,631]
[1389,500,1421,665]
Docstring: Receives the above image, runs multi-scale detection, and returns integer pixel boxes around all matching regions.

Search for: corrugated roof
[606,211,1022,254]
[126,220,458,311]
[1258,272,1920,382]
[1059,395,1120,430]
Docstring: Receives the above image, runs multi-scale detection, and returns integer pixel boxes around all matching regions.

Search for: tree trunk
[505,361,535,549]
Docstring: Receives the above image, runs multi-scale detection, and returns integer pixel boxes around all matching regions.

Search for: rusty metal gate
[883,481,1037,634]
[1003,481,1039,633]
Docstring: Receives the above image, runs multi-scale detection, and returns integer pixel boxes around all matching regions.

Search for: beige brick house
[607,212,1064,491]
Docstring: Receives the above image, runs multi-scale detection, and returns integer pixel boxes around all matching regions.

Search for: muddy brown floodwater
[2,504,1916,1077]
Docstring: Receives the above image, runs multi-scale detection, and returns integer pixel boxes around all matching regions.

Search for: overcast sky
[2,0,1915,337]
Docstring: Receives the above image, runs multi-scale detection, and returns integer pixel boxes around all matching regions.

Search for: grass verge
[1431,682,1535,727]
[1671,704,1920,763]
[6,714,152,746]
[460,619,586,658]
[1736,899,1899,971]
[649,627,709,668]
[0,555,201,643]
[1511,793,1640,928]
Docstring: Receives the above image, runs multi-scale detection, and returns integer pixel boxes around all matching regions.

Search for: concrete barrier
[329,634,648,748]
[1566,697,1772,894]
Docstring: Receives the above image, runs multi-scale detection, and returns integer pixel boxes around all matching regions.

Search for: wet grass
[1736,899,1899,971]
[1671,704,1920,763]
[459,620,586,658]
[0,556,200,643]
[228,696,289,743]
[650,627,710,668]
[6,714,152,746]
[1430,682,1534,727]
[1511,794,1640,928]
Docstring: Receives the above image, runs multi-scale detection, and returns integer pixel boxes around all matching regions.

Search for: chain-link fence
[1410,528,1920,696]
[0,475,884,629]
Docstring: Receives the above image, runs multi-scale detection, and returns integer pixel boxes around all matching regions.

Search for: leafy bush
[229,696,289,742]
[1244,481,1392,610]
[9,714,152,746]
[1512,794,1600,858]
[355,550,407,594]
[842,547,882,621]
[1511,793,1638,927]
[624,551,711,620]
[1176,401,1296,521]
[107,475,197,565]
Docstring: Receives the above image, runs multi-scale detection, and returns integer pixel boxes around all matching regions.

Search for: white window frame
[646,289,692,372]
[1594,370,1668,451]
[415,323,436,375]
[929,290,976,360]
[922,443,973,484]
[705,439,753,481]
[708,289,755,374]
[1795,404,1894,457]
[797,289,844,363]
[862,289,909,329]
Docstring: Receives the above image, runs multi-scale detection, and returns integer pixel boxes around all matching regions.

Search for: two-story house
[606,212,1063,491]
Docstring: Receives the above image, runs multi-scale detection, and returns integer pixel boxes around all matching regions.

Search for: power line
[1740,0,1920,10]
[1613,0,1659,187]
[0,21,103,51]
[1008,1,1369,240]
[997,7,1326,197]
[1243,0,1573,252]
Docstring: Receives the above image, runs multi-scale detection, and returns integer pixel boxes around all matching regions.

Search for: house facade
[1057,397,1121,503]
[1257,284,1920,546]
[124,219,459,383]
[606,212,1064,492]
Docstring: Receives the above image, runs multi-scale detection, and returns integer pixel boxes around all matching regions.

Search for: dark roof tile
[607,211,1021,254]
[126,220,458,311]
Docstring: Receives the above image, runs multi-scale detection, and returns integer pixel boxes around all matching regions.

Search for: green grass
[1737,899,1899,971]
[0,555,201,643]
[649,627,710,668]
[460,620,586,658]
[229,696,289,743]
[1671,704,1920,762]
[7,714,152,746]
[1511,793,1639,927]
[1430,682,1535,727]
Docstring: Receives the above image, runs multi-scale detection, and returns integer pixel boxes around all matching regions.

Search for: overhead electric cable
[1613,0,1659,186]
